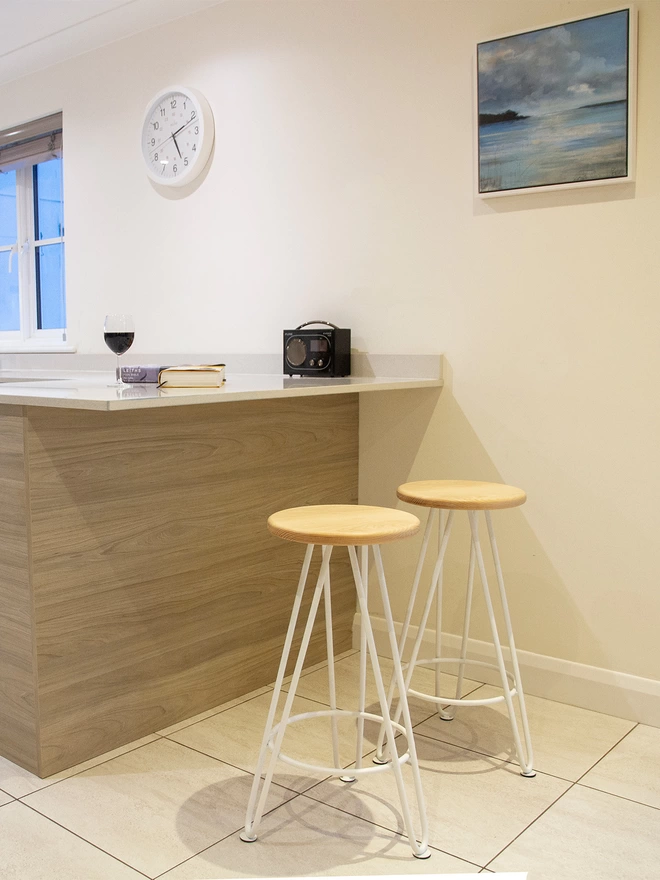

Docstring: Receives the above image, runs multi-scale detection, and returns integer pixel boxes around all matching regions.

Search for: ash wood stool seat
[241,504,431,859]
[375,480,535,777]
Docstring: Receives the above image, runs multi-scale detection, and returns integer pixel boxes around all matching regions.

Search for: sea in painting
[478,9,630,193]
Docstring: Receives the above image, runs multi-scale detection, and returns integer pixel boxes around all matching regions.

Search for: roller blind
[0,112,62,172]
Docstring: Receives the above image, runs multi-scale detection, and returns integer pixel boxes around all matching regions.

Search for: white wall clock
[141,85,214,187]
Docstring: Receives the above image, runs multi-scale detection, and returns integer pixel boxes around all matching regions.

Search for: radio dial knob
[318,359,324,367]
[286,337,306,367]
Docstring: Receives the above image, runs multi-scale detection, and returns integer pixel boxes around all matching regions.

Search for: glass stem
[116,355,121,385]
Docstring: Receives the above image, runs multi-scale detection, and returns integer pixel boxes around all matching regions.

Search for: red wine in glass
[104,314,135,385]
[104,332,134,355]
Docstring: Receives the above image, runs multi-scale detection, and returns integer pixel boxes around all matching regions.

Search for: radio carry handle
[295,320,339,330]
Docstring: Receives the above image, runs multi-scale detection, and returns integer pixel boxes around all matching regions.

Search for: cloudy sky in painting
[478,10,629,116]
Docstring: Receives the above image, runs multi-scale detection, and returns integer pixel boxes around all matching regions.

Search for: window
[0,113,68,349]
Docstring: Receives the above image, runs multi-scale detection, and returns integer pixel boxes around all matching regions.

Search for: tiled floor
[1,649,659,879]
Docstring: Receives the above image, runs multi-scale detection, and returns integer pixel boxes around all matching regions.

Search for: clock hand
[172,132,182,159]
[149,132,175,156]
[148,115,199,157]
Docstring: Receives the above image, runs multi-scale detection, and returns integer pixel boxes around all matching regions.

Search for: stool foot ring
[269,709,410,777]
[240,832,258,843]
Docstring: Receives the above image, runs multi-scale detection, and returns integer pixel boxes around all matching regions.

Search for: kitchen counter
[0,371,442,410]
[0,369,442,777]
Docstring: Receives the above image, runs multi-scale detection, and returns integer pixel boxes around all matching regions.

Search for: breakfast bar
[0,372,440,777]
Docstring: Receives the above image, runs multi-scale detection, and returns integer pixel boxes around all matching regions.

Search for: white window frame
[0,156,73,352]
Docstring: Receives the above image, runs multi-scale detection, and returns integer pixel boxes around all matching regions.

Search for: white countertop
[0,372,442,411]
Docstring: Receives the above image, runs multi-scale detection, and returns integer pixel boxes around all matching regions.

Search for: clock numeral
[183,101,187,109]
[173,164,178,174]
[170,99,177,109]
[152,121,159,130]
[184,157,189,166]
[150,138,155,146]
[191,110,196,119]
[160,107,165,116]
[192,144,196,152]
[154,152,158,161]
[195,126,199,135]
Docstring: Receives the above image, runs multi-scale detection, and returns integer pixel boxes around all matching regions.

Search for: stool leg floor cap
[372,755,389,765]
[521,770,536,778]
[340,775,356,783]
[413,848,432,859]
[239,832,258,843]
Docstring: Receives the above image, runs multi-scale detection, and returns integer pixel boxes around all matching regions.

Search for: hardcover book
[158,364,226,388]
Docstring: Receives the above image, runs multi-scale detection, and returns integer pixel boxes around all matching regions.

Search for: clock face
[141,86,214,187]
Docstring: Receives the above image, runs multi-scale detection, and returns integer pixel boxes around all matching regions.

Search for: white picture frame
[475,6,637,198]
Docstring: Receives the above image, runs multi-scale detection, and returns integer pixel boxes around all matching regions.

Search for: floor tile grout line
[18,799,153,879]
[409,705,640,786]
[295,790,485,871]
[149,792,308,879]
[573,721,640,784]
[575,779,660,813]
[155,738,316,795]
[14,737,161,801]
[157,652,478,738]
[154,651,360,737]
[409,729,578,785]
[154,688,277,737]
[408,725,579,784]
[161,729,407,796]
[483,735,659,873]
[482,780,577,870]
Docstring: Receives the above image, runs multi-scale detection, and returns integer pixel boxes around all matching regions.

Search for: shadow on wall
[358,357,616,701]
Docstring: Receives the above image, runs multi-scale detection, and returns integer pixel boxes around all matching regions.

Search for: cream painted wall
[1,1,659,685]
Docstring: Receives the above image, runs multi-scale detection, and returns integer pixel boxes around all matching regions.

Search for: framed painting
[476,6,637,197]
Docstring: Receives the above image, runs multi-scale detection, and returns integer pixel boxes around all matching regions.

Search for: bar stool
[241,504,431,859]
[375,480,535,777]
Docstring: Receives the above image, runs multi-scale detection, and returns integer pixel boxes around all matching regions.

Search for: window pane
[0,250,20,330]
[36,242,66,329]
[0,170,17,247]
[34,158,64,240]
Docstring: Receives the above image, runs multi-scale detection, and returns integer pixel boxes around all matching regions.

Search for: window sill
[0,342,77,353]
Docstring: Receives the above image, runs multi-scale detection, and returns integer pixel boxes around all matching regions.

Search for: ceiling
[0,0,224,85]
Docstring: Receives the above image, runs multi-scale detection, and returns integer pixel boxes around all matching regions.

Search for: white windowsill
[0,343,77,353]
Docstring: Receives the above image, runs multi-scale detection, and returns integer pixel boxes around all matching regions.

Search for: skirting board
[352,613,660,728]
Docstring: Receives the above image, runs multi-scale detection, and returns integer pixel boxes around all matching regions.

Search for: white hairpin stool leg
[375,510,454,763]
[345,545,369,783]
[323,564,341,775]
[241,544,333,842]
[349,546,430,859]
[442,540,476,722]
[485,511,535,776]
[434,510,453,721]
[468,512,535,777]
[373,509,436,763]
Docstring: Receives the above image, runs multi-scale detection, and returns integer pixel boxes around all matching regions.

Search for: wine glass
[104,314,135,386]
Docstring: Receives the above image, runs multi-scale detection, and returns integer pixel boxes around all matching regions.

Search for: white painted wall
[2,1,659,702]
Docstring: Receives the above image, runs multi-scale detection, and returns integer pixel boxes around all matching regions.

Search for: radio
[283,321,351,377]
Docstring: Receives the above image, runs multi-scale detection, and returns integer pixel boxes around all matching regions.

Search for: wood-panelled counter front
[0,373,441,776]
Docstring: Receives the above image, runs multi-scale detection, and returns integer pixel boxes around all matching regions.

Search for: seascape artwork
[477,9,632,194]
